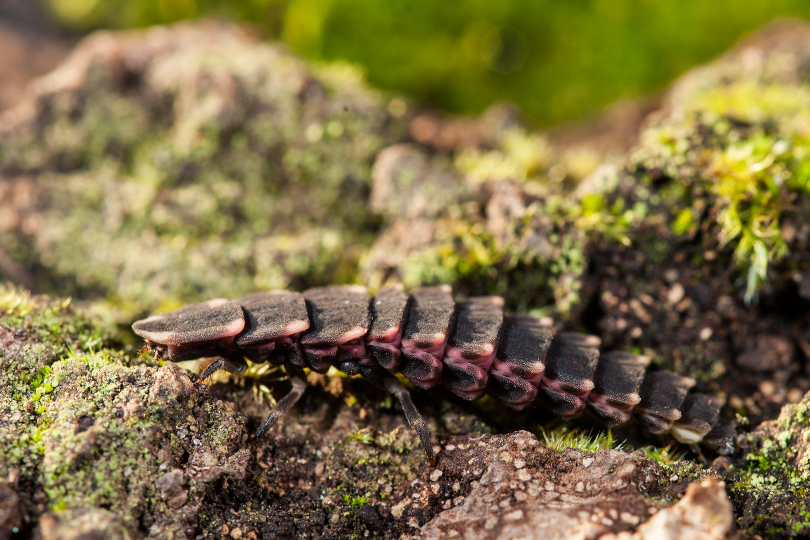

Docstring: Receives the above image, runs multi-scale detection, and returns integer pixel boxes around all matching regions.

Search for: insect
[133,284,735,463]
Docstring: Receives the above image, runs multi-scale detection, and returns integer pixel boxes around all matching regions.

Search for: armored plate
[446,297,504,361]
[486,370,538,409]
[591,351,650,407]
[235,291,310,346]
[543,333,601,393]
[671,393,723,444]
[399,349,444,389]
[367,285,410,343]
[303,345,340,373]
[589,351,648,425]
[493,315,553,381]
[132,299,245,346]
[635,371,695,434]
[402,285,455,351]
[299,285,371,347]
[702,419,736,454]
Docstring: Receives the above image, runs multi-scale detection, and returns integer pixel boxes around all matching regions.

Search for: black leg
[255,363,308,438]
[199,356,248,383]
[360,365,436,465]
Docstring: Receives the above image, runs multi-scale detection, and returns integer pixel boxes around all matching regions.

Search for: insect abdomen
[132,284,734,455]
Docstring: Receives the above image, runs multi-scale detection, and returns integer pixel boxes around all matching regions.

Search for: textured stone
[422,431,701,540]
[601,478,733,540]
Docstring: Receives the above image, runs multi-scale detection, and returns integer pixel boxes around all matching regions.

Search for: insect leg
[359,365,436,465]
[198,355,248,382]
[254,363,307,438]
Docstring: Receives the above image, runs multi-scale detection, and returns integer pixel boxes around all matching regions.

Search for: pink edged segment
[489,357,545,386]
[132,298,245,346]
[442,356,490,400]
[539,332,600,417]
[399,348,443,389]
[235,290,310,347]
[367,342,402,371]
[587,392,636,426]
[337,337,368,361]
[538,377,593,418]
[300,286,371,347]
[302,345,339,373]
[402,285,454,351]
[367,284,409,343]
[486,369,538,409]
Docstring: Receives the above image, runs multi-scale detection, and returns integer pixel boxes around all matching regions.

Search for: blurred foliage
[45,0,810,125]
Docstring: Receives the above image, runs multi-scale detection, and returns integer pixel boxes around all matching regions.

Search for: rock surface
[2,18,810,539]
[422,431,722,540]
[601,478,733,540]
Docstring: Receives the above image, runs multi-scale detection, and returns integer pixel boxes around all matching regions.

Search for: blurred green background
[44,0,810,125]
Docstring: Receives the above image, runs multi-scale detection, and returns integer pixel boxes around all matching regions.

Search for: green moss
[627,77,810,301]
[636,445,687,466]
[707,131,808,300]
[0,36,405,319]
[728,396,810,535]
[536,424,619,454]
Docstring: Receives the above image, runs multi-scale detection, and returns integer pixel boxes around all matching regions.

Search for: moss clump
[1,286,248,536]
[632,112,810,301]
[537,424,619,454]
[0,25,405,318]
[0,284,125,501]
[728,394,810,536]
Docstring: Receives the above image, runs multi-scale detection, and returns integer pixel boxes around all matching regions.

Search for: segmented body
[132,284,734,459]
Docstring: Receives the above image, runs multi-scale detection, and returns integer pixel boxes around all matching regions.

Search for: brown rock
[148,363,195,403]
[736,335,794,372]
[0,482,21,540]
[156,469,188,510]
[0,22,71,111]
[423,431,658,540]
[37,507,130,540]
[371,143,469,220]
[601,478,733,540]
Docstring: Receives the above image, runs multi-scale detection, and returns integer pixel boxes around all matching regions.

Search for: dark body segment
[587,351,650,426]
[235,291,310,346]
[443,296,505,399]
[671,393,723,444]
[132,299,245,362]
[400,285,455,389]
[132,284,733,458]
[635,371,695,434]
[703,419,737,454]
[299,285,371,373]
[538,333,601,418]
[234,291,310,362]
[366,285,410,371]
[487,315,553,409]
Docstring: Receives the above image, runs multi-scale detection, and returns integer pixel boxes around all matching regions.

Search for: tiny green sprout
[351,495,369,507]
[0,284,35,317]
[638,445,685,465]
[350,427,374,445]
[380,395,394,409]
[672,208,695,236]
[538,423,620,453]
